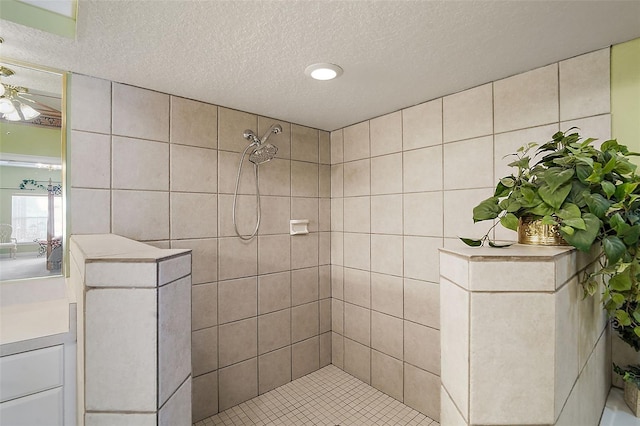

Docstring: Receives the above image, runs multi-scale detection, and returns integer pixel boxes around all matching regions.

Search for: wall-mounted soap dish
[290,219,309,235]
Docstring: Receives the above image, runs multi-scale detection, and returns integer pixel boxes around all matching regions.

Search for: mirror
[0,60,65,281]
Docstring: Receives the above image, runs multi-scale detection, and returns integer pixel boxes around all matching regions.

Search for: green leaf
[494,181,511,197]
[541,215,556,225]
[561,226,574,235]
[528,202,555,216]
[556,203,581,219]
[488,241,514,248]
[611,292,625,307]
[610,269,632,292]
[601,181,616,198]
[576,164,593,183]
[460,237,483,247]
[499,213,519,231]
[500,177,515,188]
[616,309,632,326]
[473,197,501,222]
[561,213,600,252]
[622,225,640,246]
[585,193,612,218]
[603,235,626,264]
[634,327,640,339]
[544,168,575,192]
[539,182,572,209]
[602,156,617,174]
[563,218,586,230]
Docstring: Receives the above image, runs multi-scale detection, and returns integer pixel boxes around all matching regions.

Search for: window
[11,195,62,243]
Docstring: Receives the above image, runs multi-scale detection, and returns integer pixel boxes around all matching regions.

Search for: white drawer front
[0,387,63,426]
[0,345,64,403]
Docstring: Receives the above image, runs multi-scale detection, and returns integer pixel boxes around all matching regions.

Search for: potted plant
[462,129,640,412]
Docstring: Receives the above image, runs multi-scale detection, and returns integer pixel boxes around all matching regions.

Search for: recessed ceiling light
[305,63,343,81]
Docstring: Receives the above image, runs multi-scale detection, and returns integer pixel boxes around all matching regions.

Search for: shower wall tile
[112,190,169,241]
[218,236,257,280]
[217,108,258,153]
[112,83,169,142]
[112,136,169,191]
[320,299,332,333]
[443,83,492,143]
[559,48,610,121]
[292,267,319,306]
[70,131,111,189]
[217,194,253,238]
[370,234,403,276]
[170,144,217,193]
[319,131,331,165]
[218,358,258,412]
[561,114,611,146]
[371,273,403,318]
[319,232,331,265]
[332,332,344,369]
[443,136,494,190]
[259,117,291,159]
[291,124,319,163]
[291,233,318,269]
[343,196,370,233]
[261,158,292,196]
[344,338,370,384]
[331,232,344,266]
[192,327,218,376]
[403,98,443,151]
[258,271,291,314]
[370,111,402,156]
[70,188,111,234]
[320,332,332,367]
[343,159,371,196]
[218,277,257,324]
[371,194,403,235]
[170,192,217,239]
[343,233,370,270]
[371,350,404,401]
[371,311,403,360]
[344,303,370,346]
[319,165,331,198]
[258,234,291,274]
[494,63,559,133]
[331,164,344,198]
[170,96,218,149]
[443,188,494,239]
[404,364,440,421]
[332,299,344,334]
[404,279,440,329]
[403,192,443,237]
[291,161,318,197]
[332,265,344,300]
[330,129,344,165]
[192,282,217,331]
[319,265,331,299]
[343,121,370,162]
[371,153,402,195]
[70,74,111,134]
[404,321,440,374]
[292,337,320,380]
[218,318,257,368]
[217,150,256,195]
[258,309,291,354]
[403,236,441,283]
[292,302,319,343]
[292,197,319,233]
[171,238,217,285]
[259,196,291,235]
[192,371,218,422]
[403,146,442,193]
[344,267,370,308]
[258,347,291,394]
[331,198,343,231]
[319,199,331,232]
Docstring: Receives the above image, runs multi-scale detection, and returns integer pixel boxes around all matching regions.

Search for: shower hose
[232,143,261,240]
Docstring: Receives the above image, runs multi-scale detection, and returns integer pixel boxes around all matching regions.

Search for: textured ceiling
[1,0,639,131]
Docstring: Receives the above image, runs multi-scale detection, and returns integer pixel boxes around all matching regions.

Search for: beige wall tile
[343,121,370,162]
[331,129,344,165]
[291,124,319,163]
[404,364,440,421]
[470,259,555,292]
[371,273,403,318]
[292,197,319,233]
[331,164,344,198]
[370,111,402,156]
[443,83,492,143]
[331,232,344,266]
[404,321,440,375]
[320,331,332,367]
[344,159,370,197]
[403,236,441,282]
[292,267,318,307]
[218,107,258,153]
[371,153,402,195]
[344,338,371,384]
[258,347,291,394]
[218,318,257,368]
[217,194,256,238]
[261,158,292,197]
[344,196,370,233]
[371,350,403,401]
[112,190,169,241]
[371,311,403,360]
[170,192,217,239]
[443,188,494,240]
[403,146,442,193]
[319,198,331,232]
[371,195,403,235]
[218,358,258,411]
[171,238,217,285]
[319,265,331,299]
[170,96,217,148]
[70,131,110,189]
[259,196,291,235]
[70,74,111,133]
[404,279,440,329]
[292,337,320,380]
[319,165,331,198]
[70,188,111,234]
[170,144,217,193]
[561,114,611,146]
[331,197,343,232]
[218,277,257,324]
[344,267,370,308]
[344,302,370,346]
[319,232,331,266]
[218,236,257,280]
[217,150,256,195]
[444,136,494,190]
[319,131,331,165]
[258,234,291,274]
[292,301,319,343]
[259,118,291,159]
[258,271,291,314]
[371,234,403,276]
[494,64,559,133]
[332,265,344,300]
[560,48,610,121]
[258,309,291,354]
[344,233,370,270]
[192,282,217,330]
[440,385,466,426]
[332,332,344,369]
[192,326,218,376]
[332,299,344,334]
[291,161,318,197]
[320,298,331,334]
[403,192,443,237]
[291,233,319,269]
[555,280,579,418]
[112,136,169,190]
[403,98,443,150]
[192,371,218,422]
[112,83,169,142]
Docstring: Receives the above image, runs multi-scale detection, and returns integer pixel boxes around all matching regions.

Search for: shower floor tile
[194,365,438,426]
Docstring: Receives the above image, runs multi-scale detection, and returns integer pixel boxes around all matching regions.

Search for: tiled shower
[68,47,611,423]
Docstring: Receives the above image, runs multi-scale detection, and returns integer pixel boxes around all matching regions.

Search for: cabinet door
[0,387,63,426]
[0,345,63,402]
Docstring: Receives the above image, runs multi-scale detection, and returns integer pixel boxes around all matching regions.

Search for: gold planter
[517,216,568,246]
